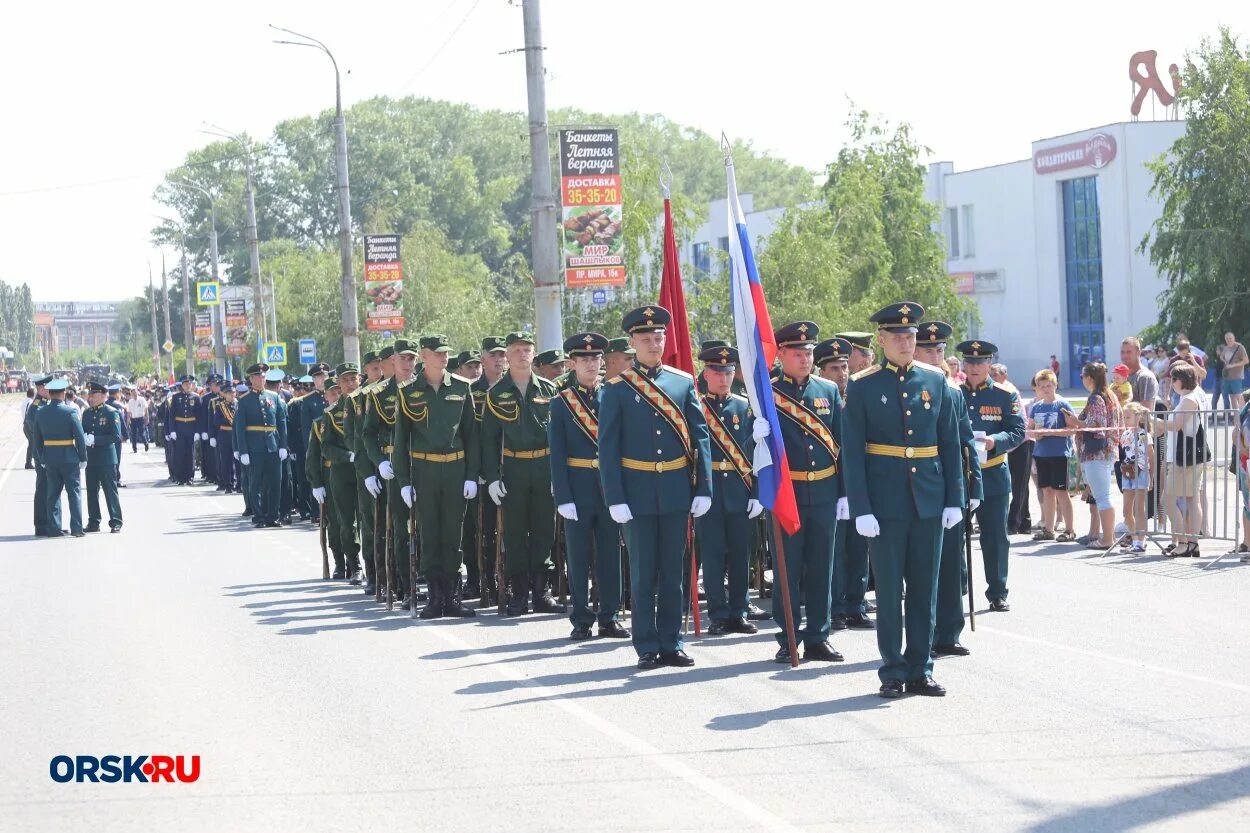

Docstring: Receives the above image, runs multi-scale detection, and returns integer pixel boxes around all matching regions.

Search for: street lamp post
[271,25,359,366]
[175,180,227,376]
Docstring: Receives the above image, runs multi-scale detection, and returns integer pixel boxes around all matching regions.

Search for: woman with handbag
[1063,363,1120,550]
[1154,363,1206,557]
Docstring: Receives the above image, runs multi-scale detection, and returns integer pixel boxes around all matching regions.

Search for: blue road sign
[298,339,317,364]
[196,281,220,306]
[592,289,607,306]
[382,330,393,340]
[263,343,287,366]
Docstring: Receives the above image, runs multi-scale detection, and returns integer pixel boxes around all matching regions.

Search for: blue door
[1062,176,1105,388]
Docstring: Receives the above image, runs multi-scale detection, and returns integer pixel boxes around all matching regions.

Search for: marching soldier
[105,383,128,488]
[290,365,330,523]
[82,382,123,533]
[548,332,630,640]
[345,351,385,595]
[534,349,567,383]
[393,334,480,618]
[33,378,87,538]
[265,369,297,524]
[696,342,761,636]
[915,322,983,656]
[957,339,1026,612]
[165,375,199,486]
[196,375,220,488]
[816,337,874,631]
[234,363,289,529]
[308,372,361,579]
[363,340,418,606]
[453,349,484,596]
[209,383,241,495]
[470,336,507,604]
[843,302,964,698]
[24,375,53,536]
[481,332,564,616]
[763,322,846,664]
[599,305,712,669]
[603,338,634,381]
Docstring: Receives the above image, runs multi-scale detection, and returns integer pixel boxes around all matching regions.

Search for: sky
[2,0,1246,303]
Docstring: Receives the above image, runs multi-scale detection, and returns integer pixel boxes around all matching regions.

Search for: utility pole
[161,254,173,380]
[175,180,227,376]
[203,125,267,342]
[521,0,562,351]
[271,26,358,365]
[181,246,193,377]
[148,262,162,382]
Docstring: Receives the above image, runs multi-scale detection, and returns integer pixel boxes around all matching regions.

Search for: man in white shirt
[125,393,150,452]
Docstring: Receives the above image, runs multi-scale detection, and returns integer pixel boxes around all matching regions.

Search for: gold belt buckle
[806,471,816,481]
[591,459,599,469]
[655,460,665,473]
[905,447,915,459]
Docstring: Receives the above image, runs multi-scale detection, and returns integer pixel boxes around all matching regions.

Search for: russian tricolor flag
[725,158,800,535]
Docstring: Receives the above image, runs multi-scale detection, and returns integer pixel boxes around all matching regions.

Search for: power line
[398,0,484,93]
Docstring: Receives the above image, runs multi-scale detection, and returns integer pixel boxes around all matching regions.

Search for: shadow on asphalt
[706,692,888,730]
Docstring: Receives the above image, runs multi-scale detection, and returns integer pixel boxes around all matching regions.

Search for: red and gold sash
[701,399,752,488]
[618,367,693,465]
[773,387,840,463]
[559,387,598,446]
[216,399,235,427]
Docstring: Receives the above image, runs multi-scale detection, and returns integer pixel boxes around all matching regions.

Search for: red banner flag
[658,197,694,375]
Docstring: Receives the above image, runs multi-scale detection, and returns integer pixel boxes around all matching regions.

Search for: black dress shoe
[879,680,905,699]
[570,625,593,641]
[707,620,729,636]
[331,568,345,580]
[830,614,848,631]
[660,650,695,667]
[598,620,631,639]
[364,582,377,596]
[804,641,845,662]
[724,617,758,634]
[84,525,101,533]
[262,521,282,528]
[845,612,875,629]
[774,645,793,664]
[242,509,253,517]
[109,527,121,534]
[905,676,946,696]
[46,531,65,538]
[637,653,661,670]
[349,570,363,585]
[989,599,1010,612]
[865,600,878,613]
[746,603,771,621]
[71,531,86,538]
[932,643,971,657]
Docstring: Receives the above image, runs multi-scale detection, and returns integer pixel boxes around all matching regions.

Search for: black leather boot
[419,578,443,619]
[442,575,476,618]
[505,574,529,616]
[531,571,565,614]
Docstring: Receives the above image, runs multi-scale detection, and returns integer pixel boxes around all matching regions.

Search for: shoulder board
[449,372,472,385]
[605,376,623,385]
[912,360,945,376]
[851,365,881,381]
[662,365,693,380]
[993,382,1015,394]
[729,393,748,404]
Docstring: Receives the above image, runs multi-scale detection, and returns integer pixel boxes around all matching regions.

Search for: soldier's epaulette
[662,365,693,380]
[450,372,472,386]
[912,360,945,376]
[288,393,308,404]
[605,376,624,384]
[729,392,748,404]
[993,382,1015,394]
[851,365,881,381]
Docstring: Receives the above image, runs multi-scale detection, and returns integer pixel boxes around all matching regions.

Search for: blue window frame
[1062,177,1105,388]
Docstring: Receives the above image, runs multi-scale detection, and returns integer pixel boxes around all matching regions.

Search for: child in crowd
[1028,369,1076,542]
[1111,364,1133,408]
[1119,402,1154,553]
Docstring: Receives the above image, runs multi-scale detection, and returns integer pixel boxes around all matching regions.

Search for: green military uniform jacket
[361,376,403,472]
[343,383,376,482]
[233,389,288,455]
[82,404,122,468]
[393,370,480,487]
[961,379,1025,498]
[33,400,88,466]
[480,372,558,484]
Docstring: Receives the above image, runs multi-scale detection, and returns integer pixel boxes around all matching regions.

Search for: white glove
[557,502,578,521]
[690,496,712,518]
[312,486,326,504]
[84,435,95,448]
[463,480,478,500]
[609,503,633,524]
[378,460,395,480]
[209,438,217,448]
[747,499,764,519]
[170,431,177,440]
[941,507,962,529]
[856,514,881,538]
[752,417,771,441]
[836,496,850,520]
[349,452,356,463]
[969,498,981,512]
[401,485,415,507]
[488,480,507,506]
[201,432,209,441]
[278,448,288,461]
[240,453,251,466]
[289,452,297,461]
[233,451,240,460]
[364,475,381,498]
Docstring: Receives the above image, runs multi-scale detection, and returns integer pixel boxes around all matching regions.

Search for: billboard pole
[522,0,562,351]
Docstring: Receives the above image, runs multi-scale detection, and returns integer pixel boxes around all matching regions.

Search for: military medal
[880,395,887,405]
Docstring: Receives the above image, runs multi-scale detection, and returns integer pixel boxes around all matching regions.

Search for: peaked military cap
[362,350,380,366]
[33,374,53,386]
[179,374,197,383]
[564,332,609,357]
[297,375,314,384]
[605,337,635,355]
[88,381,108,394]
[264,368,285,383]
[46,378,69,391]
[233,383,248,393]
[700,339,728,353]
[106,383,122,392]
[870,302,924,333]
[309,362,331,375]
[335,363,360,376]
[776,321,819,349]
[699,343,739,367]
[377,345,395,361]
[458,349,482,365]
[955,339,998,361]
[505,331,536,346]
[535,348,566,366]
[245,363,269,376]
[481,335,507,352]
[919,321,954,347]
[814,337,852,366]
[419,334,453,353]
[622,305,670,334]
[394,338,418,356]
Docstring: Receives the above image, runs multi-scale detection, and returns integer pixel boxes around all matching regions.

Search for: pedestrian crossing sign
[196,281,220,306]
[263,342,287,366]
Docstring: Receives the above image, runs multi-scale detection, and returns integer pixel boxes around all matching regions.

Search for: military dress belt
[502,448,549,459]
[981,453,1007,468]
[219,425,232,431]
[566,457,599,469]
[409,450,465,463]
[711,461,737,472]
[790,465,836,482]
[43,439,75,447]
[175,416,197,422]
[382,445,394,454]
[865,442,938,459]
[246,426,276,432]
[621,456,687,473]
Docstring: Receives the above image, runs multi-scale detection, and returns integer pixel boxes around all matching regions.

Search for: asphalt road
[1,393,1248,833]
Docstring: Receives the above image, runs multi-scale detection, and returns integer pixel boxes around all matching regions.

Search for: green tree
[15,283,34,353]
[1141,27,1250,349]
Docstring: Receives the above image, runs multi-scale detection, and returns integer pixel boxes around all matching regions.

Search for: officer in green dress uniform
[392,334,480,618]
[842,302,964,698]
[696,343,761,636]
[470,337,507,603]
[235,363,289,528]
[548,332,630,640]
[915,323,983,656]
[481,332,564,616]
[764,322,846,663]
[33,378,88,537]
[82,382,123,533]
[817,337,875,631]
[599,305,713,669]
[534,349,568,383]
[307,377,348,577]
[24,375,53,536]
[453,348,485,598]
[362,341,418,605]
[346,351,384,594]
[956,339,1025,612]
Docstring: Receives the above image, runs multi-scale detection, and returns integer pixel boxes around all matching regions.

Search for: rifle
[476,494,487,604]
[555,511,567,606]
[384,499,394,612]
[494,506,506,614]
[963,446,976,632]
[319,502,329,580]
[409,496,419,620]
[373,497,383,603]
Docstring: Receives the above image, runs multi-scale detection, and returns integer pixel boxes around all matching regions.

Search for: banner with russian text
[559,128,626,288]
[193,312,213,361]
[224,299,249,356]
[364,234,404,332]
